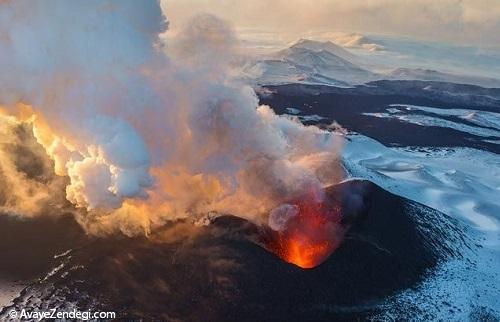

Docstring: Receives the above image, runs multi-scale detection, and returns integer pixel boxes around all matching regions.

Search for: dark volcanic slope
[1,180,469,322]
[258,81,500,154]
[0,214,86,281]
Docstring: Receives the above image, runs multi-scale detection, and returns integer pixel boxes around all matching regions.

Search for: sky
[162,0,500,48]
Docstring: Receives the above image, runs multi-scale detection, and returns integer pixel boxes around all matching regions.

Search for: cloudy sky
[163,0,500,47]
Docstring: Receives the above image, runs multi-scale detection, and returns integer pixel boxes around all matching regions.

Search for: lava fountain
[263,189,346,269]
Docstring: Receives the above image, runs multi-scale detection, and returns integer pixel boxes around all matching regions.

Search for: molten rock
[262,180,373,268]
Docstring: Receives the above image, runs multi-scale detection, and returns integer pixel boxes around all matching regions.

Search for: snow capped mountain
[242,38,500,88]
[242,39,379,86]
[288,38,358,62]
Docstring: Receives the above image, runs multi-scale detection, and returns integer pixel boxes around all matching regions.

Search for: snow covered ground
[363,104,500,144]
[342,133,500,320]
[389,104,500,131]
[343,134,500,241]
[0,281,26,309]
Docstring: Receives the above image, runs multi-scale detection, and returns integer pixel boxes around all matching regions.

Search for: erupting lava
[264,193,345,269]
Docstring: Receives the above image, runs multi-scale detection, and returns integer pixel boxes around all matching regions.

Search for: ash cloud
[0,0,343,235]
[0,114,69,217]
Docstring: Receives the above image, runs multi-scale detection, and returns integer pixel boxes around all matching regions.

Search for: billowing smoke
[0,111,70,216]
[0,0,343,236]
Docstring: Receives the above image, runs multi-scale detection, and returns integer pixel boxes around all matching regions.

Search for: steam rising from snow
[0,1,343,235]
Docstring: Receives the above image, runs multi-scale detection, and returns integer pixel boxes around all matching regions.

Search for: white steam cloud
[0,0,343,235]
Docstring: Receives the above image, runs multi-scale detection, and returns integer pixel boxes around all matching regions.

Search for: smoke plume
[0,0,343,236]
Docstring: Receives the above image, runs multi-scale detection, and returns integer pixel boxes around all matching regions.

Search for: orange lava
[265,195,344,269]
[283,238,333,269]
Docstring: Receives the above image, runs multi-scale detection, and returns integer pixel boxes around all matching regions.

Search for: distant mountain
[289,38,358,62]
[242,39,379,86]
[389,68,500,88]
[242,39,500,88]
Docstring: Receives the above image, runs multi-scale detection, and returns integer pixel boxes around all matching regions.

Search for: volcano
[0,180,468,321]
[261,179,371,269]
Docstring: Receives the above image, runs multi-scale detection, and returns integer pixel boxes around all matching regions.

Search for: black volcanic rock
[258,82,500,154]
[0,180,469,321]
[0,213,86,280]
